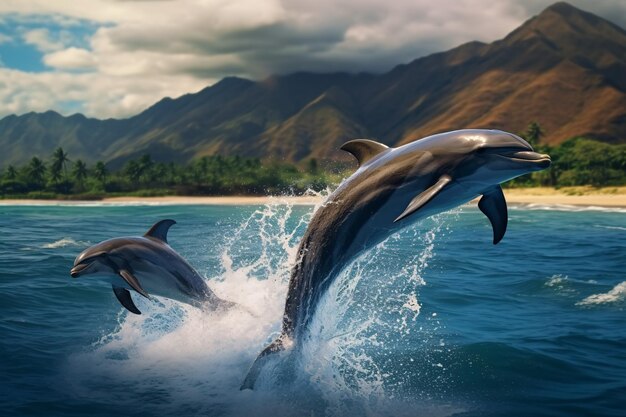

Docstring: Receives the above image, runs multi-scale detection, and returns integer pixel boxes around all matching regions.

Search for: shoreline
[501,187,626,208]
[1,187,626,208]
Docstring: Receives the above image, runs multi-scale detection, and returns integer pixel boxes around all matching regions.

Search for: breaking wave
[577,281,626,306]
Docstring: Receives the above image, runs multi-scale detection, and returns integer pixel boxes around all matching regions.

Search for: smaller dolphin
[71,219,233,314]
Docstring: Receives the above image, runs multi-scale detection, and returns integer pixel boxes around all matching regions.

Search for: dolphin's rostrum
[71,219,234,314]
[241,129,551,389]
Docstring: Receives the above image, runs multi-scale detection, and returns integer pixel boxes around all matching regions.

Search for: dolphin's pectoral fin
[119,269,150,299]
[144,219,176,243]
[240,337,286,390]
[394,175,452,222]
[340,139,389,166]
[112,285,141,315]
[478,185,508,244]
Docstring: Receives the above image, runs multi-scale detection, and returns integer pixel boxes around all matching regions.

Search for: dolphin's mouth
[503,151,551,168]
[70,262,91,278]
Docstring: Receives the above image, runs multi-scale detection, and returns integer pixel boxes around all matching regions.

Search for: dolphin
[71,219,234,314]
[241,129,551,389]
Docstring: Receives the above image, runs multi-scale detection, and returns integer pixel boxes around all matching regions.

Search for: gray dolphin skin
[241,129,551,389]
[71,219,233,314]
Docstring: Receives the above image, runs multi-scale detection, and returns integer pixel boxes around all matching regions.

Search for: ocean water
[0,201,625,417]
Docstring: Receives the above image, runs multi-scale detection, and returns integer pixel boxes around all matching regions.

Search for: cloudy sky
[0,0,623,119]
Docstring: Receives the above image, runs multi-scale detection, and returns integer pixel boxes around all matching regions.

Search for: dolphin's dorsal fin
[394,175,452,222]
[112,285,141,314]
[478,185,508,244]
[340,139,389,166]
[144,219,176,243]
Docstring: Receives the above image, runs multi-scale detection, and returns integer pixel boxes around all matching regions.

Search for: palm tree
[199,157,209,181]
[5,165,17,180]
[167,162,178,184]
[27,157,46,187]
[49,166,62,185]
[137,154,154,184]
[152,163,168,187]
[52,147,70,179]
[124,160,142,185]
[524,122,544,147]
[73,159,88,189]
[94,161,108,185]
[191,157,210,185]
[307,158,318,175]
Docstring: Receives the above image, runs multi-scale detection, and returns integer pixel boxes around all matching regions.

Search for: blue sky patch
[0,13,102,72]
[0,40,44,71]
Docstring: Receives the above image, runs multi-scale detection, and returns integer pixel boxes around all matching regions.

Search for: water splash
[64,197,460,416]
[293,213,454,414]
[65,200,310,415]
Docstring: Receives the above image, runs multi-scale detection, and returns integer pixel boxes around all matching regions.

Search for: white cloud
[44,47,96,69]
[0,67,210,117]
[0,0,624,118]
[0,32,11,44]
[22,28,65,51]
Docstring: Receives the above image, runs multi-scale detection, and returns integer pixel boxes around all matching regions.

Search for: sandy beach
[501,187,626,208]
[2,187,626,208]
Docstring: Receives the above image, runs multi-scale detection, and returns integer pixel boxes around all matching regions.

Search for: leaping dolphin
[71,219,234,314]
[241,129,551,389]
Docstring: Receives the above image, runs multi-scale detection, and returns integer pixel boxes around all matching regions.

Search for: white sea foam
[545,274,569,287]
[543,274,581,298]
[42,237,89,248]
[544,275,601,297]
[577,281,626,306]
[509,203,626,213]
[594,225,626,231]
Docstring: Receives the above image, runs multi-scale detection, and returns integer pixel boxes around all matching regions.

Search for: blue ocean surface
[0,201,625,417]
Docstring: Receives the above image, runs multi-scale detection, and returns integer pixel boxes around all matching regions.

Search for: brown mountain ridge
[0,2,624,168]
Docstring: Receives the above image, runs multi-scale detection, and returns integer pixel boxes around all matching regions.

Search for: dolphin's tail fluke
[199,285,240,311]
[240,336,287,390]
[214,297,238,311]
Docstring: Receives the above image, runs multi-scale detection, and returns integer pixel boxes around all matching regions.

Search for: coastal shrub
[25,191,58,199]
[1,179,29,194]
[551,138,626,186]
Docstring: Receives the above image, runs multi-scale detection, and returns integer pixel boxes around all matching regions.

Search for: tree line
[0,150,338,199]
[1,124,625,198]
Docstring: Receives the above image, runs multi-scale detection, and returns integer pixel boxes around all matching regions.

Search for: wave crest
[577,281,626,306]
[509,203,626,213]
[42,237,89,249]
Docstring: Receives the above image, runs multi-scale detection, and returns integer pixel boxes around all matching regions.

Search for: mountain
[1,2,625,168]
